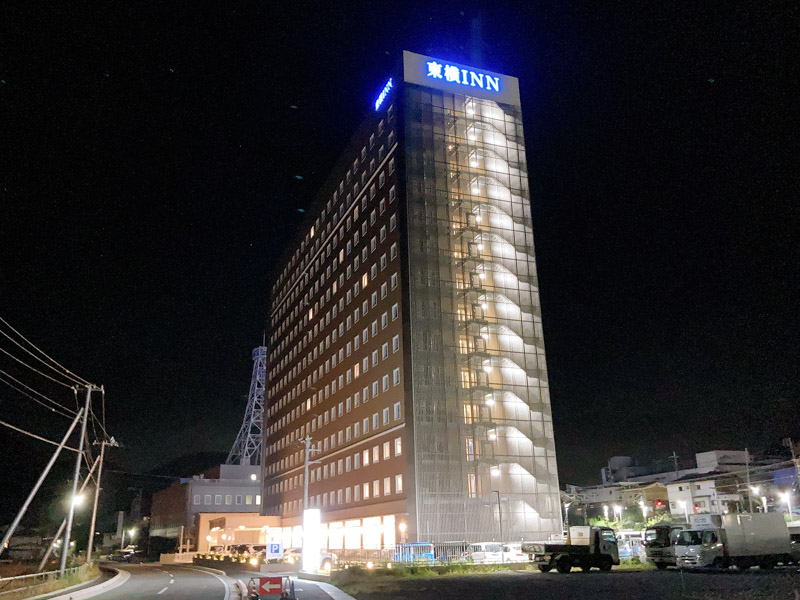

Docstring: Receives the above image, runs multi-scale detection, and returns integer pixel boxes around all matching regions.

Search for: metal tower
[226,346,266,466]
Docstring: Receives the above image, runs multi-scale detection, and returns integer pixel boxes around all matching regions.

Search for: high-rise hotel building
[262,51,561,547]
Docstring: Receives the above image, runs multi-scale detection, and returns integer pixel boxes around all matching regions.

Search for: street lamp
[71,495,85,508]
[613,505,622,526]
[780,492,793,522]
[639,500,648,522]
[678,500,689,523]
[603,505,609,522]
[493,491,503,542]
[398,522,407,543]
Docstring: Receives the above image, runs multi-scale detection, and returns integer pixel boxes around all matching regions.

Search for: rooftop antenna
[226,346,267,466]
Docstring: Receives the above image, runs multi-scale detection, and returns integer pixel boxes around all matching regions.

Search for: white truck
[643,524,684,570]
[522,526,619,573]
[677,513,794,570]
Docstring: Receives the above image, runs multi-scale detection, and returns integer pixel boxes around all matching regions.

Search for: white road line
[157,586,169,594]
[187,567,232,600]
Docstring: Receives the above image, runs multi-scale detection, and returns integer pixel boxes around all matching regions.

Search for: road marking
[157,586,169,594]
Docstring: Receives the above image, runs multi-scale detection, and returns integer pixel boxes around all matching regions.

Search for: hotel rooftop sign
[402,50,520,107]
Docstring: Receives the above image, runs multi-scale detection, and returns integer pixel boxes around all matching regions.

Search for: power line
[0,316,91,385]
[0,375,77,419]
[0,418,81,452]
[0,368,78,416]
[0,345,76,388]
[0,327,86,386]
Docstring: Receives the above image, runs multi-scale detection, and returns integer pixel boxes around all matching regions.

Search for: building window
[392,334,400,352]
[204,494,212,505]
[373,445,380,463]
[236,495,242,505]
[363,482,370,499]
[193,494,201,505]
[395,437,402,456]
[391,273,398,289]
[395,474,403,494]
[468,473,477,498]
[225,495,232,505]
[384,477,391,495]
[382,375,389,391]
[391,303,399,321]
[363,449,370,466]
[354,485,361,501]
[256,495,262,505]
[373,480,380,497]
[383,441,391,459]
[382,407,390,424]
[390,214,397,231]
[393,401,401,419]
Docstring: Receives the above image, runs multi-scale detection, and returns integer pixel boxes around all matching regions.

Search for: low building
[666,474,741,520]
[150,463,262,549]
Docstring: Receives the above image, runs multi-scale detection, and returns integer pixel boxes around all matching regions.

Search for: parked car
[463,542,504,564]
[502,543,527,563]
[109,549,144,563]
[282,547,337,570]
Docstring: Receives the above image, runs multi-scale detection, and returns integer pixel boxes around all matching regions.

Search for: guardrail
[0,564,88,597]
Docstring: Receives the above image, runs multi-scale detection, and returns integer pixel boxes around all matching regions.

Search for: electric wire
[0,327,86,386]
[0,345,76,388]
[0,316,91,385]
[0,418,81,452]
[0,375,77,419]
[0,368,78,416]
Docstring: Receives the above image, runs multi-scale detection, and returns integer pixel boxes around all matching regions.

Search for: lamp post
[639,500,648,523]
[603,504,609,523]
[613,505,622,527]
[780,492,793,522]
[492,491,503,543]
[678,500,689,523]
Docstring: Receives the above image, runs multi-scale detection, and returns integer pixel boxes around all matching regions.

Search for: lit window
[363,482,370,499]
[391,303,399,320]
[395,474,403,494]
[392,335,400,352]
[393,400,401,419]
[362,273,368,288]
[391,273,398,289]
[373,480,380,497]
[383,441,391,459]
[363,449,370,466]
[395,437,402,456]
[384,477,391,495]
[382,407,390,424]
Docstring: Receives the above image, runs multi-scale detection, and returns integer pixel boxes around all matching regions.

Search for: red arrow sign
[258,577,283,595]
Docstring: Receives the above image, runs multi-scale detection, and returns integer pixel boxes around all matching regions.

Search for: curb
[34,566,130,600]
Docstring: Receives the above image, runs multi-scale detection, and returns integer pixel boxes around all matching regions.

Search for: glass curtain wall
[404,85,562,542]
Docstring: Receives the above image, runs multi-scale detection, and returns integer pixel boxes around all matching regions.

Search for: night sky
[1,1,796,518]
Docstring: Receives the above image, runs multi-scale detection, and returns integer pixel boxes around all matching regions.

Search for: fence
[0,565,88,598]
[333,541,483,566]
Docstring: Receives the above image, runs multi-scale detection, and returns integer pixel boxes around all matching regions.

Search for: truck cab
[644,524,684,570]
[674,529,706,567]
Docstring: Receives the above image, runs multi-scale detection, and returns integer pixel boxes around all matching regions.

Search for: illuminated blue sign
[425,60,500,92]
[374,77,393,111]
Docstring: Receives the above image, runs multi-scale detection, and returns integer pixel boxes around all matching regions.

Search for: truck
[644,524,684,570]
[522,526,619,573]
[677,513,794,570]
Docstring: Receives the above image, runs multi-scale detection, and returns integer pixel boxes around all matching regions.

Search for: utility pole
[0,409,84,558]
[670,451,679,476]
[86,433,117,564]
[61,386,92,573]
[745,448,754,513]
[783,438,800,492]
[38,454,101,571]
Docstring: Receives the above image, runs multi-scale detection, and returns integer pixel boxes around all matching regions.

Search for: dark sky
[1,0,797,508]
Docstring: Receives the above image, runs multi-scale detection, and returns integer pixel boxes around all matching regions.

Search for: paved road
[89,563,346,600]
[342,567,800,600]
[91,564,230,600]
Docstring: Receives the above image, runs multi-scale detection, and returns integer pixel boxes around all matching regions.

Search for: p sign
[266,543,283,560]
[258,577,283,595]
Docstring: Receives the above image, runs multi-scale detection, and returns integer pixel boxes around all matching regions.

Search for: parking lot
[338,567,800,600]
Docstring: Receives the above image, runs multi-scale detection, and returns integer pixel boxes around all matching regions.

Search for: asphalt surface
[87,563,341,600]
[339,567,800,600]
[89,564,230,600]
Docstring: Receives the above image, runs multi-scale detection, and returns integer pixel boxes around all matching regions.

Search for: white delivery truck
[644,524,684,569]
[678,513,794,570]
